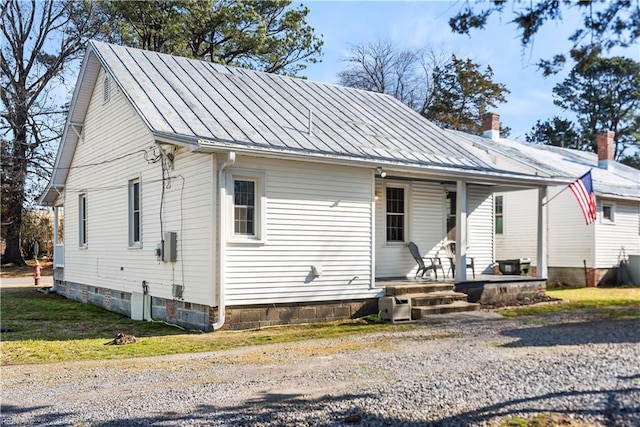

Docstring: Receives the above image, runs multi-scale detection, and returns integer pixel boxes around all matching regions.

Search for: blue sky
[300,1,635,141]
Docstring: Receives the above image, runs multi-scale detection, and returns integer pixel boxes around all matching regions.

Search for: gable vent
[103,75,111,103]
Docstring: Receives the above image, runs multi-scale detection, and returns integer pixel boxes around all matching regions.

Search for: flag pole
[542,169,593,206]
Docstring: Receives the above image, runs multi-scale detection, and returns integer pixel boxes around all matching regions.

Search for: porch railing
[53,244,64,268]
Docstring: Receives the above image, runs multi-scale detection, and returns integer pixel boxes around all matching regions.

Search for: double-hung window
[386,185,408,243]
[234,179,255,236]
[494,195,504,234]
[128,179,141,246]
[79,193,87,247]
[230,170,265,243]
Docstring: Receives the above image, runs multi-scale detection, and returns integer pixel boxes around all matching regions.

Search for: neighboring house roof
[41,41,570,205]
[447,130,640,201]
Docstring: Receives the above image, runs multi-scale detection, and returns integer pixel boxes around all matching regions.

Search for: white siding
[224,157,379,305]
[63,68,217,305]
[467,186,495,274]
[374,181,494,278]
[595,199,640,267]
[548,187,595,268]
[498,187,596,268]
[375,180,444,278]
[495,190,539,264]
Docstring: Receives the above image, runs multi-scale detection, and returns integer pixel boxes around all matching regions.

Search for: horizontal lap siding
[467,187,494,274]
[595,199,640,268]
[225,158,377,305]
[548,187,594,268]
[63,69,216,305]
[495,190,539,264]
[375,180,445,278]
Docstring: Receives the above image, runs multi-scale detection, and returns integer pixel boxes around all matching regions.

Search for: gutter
[193,139,571,188]
[212,151,236,330]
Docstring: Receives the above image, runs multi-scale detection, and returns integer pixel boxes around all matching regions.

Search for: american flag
[569,171,597,225]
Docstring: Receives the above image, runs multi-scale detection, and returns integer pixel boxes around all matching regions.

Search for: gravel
[2,311,639,426]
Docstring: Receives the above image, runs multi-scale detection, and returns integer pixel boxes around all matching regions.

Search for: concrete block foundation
[53,280,378,331]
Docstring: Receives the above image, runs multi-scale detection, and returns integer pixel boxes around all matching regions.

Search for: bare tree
[1,0,101,265]
[338,39,422,109]
[338,41,509,134]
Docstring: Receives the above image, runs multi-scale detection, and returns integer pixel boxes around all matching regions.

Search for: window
[128,179,141,246]
[494,195,504,234]
[79,193,87,247]
[386,186,405,242]
[234,179,255,235]
[230,170,265,242]
[601,202,615,223]
[446,191,457,241]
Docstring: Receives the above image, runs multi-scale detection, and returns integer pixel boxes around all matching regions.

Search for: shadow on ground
[4,381,638,426]
[500,317,640,348]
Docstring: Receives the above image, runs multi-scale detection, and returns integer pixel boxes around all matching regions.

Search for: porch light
[376,167,387,178]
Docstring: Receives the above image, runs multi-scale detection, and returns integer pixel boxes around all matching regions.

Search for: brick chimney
[597,131,615,169]
[482,113,500,140]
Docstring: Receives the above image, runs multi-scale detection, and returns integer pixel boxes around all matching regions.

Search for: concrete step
[386,283,454,296]
[411,301,481,319]
[409,291,469,307]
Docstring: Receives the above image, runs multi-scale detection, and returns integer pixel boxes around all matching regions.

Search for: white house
[466,116,640,287]
[40,42,571,330]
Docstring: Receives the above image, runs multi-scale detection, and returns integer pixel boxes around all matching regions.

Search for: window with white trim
[79,193,87,247]
[601,202,615,223]
[234,179,255,235]
[494,195,504,234]
[128,179,141,246]
[230,170,265,242]
[386,185,408,243]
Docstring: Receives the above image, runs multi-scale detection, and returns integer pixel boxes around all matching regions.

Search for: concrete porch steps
[384,283,481,321]
[411,300,481,319]
[385,283,455,296]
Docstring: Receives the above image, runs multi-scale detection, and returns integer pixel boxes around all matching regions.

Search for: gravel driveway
[2,311,639,426]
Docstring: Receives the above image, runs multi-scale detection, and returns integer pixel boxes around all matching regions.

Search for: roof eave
[193,138,570,187]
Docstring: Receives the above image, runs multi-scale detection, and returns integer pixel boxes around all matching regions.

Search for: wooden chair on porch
[408,242,444,280]
[443,241,475,279]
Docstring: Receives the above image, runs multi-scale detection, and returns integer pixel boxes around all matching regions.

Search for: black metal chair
[408,242,444,280]
[443,241,475,279]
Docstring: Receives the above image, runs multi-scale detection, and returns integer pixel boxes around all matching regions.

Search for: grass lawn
[0,287,413,366]
[499,287,640,318]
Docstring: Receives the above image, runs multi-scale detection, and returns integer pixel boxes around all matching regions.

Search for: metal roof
[90,41,551,176]
[447,130,640,200]
[41,41,578,204]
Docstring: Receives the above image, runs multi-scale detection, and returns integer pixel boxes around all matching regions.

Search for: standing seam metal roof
[90,40,528,174]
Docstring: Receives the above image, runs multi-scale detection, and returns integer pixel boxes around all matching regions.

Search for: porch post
[53,206,59,246]
[536,186,548,279]
[455,180,468,281]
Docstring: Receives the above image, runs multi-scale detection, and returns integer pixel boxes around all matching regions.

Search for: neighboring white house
[457,116,640,287]
[40,42,571,330]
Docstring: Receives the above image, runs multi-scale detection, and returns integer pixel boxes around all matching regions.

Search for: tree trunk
[2,113,28,267]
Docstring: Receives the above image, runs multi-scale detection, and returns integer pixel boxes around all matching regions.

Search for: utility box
[163,232,177,262]
[131,291,143,320]
[497,258,531,276]
[378,296,411,322]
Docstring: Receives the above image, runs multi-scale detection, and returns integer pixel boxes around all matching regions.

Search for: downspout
[212,151,236,330]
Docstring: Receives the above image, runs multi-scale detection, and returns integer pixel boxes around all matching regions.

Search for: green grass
[499,287,640,318]
[0,287,414,365]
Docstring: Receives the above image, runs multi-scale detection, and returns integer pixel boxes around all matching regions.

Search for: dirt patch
[1,260,53,278]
